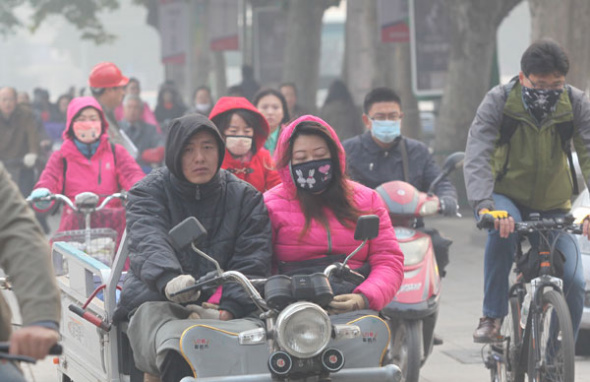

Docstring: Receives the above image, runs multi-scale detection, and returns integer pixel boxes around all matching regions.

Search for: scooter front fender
[179,364,402,382]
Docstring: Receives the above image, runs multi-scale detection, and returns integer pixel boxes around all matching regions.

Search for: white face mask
[225,135,252,157]
[195,103,211,112]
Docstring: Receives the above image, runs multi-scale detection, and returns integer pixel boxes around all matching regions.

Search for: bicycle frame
[482,214,579,381]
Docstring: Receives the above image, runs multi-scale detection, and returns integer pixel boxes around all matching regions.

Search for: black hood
[165,114,226,182]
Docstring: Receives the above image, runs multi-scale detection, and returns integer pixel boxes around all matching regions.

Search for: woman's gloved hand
[27,188,52,210]
[327,293,367,315]
[23,153,37,168]
[164,274,201,304]
[440,196,458,217]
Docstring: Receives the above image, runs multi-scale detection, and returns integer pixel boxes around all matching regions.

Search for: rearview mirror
[354,215,379,241]
[427,151,465,195]
[169,217,208,250]
[441,152,465,175]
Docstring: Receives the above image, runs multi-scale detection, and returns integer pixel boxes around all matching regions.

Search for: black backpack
[495,76,578,195]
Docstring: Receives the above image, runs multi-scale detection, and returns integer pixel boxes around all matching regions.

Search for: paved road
[11,211,590,381]
[421,212,590,381]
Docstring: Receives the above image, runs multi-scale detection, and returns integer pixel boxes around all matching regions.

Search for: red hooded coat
[263,115,404,310]
[34,97,144,240]
[209,97,281,193]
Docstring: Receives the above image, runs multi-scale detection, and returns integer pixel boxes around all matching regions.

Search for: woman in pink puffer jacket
[32,97,144,244]
[263,115,404,312]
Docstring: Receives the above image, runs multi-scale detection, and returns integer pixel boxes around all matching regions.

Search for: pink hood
[63,97,109,140]
[274,115,347,194]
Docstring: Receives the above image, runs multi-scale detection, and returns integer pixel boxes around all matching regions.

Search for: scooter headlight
[399,237,430,266]
[275,302,331,359]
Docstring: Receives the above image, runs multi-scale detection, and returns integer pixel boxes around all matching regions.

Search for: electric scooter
[376,152,464,382]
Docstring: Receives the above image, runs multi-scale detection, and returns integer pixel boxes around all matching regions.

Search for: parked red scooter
[376,152,464,382]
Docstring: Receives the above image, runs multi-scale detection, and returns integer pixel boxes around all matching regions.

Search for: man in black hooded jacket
[117,114,272,381]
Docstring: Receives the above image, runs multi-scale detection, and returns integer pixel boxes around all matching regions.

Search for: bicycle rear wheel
[527,290,575,382]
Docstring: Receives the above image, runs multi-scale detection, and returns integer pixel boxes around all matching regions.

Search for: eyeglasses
[369,113,401,121]
[525,75,565,91]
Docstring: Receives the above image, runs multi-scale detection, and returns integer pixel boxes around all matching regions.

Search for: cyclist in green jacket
[465,39,590,343]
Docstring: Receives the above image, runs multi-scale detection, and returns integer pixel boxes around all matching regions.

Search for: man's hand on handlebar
[165,274,201,303]
[9,326,59,360]
[478,209,514,238]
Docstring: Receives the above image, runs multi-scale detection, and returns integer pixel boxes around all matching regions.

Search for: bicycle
[478,213,579,382]
[27,191,127,272]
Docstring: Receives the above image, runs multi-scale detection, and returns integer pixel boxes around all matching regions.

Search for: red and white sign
[209,0,240,51]
[379,0,410,43]
[159,0,188,64]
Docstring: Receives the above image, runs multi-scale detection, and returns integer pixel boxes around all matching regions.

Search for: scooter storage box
[265,275,295,310]
[306,272,333,307]
[265,273,334,310]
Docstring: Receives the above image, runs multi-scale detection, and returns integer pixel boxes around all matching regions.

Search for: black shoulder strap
[497,115,520,147]
[496,76,520,147]
[62,157,67,194]
[399,138,410,183]
[495,115,519,183]
[111,142,117,165]
[555,120,578,195]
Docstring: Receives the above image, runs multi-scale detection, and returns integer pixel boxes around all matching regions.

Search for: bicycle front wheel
[527,290,575,382]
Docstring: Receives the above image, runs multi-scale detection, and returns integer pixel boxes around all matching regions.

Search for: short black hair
[227,85,243,97]
[521,39,569,77]
[193,85,211,100]
[279,82,297,95]
[363,87,402,114]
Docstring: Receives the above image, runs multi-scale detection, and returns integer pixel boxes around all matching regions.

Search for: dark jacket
[342,132,457,199]
[119,119,164,169]
[116,114,272,321]
[319,99,364,142]
[155,103,187,131]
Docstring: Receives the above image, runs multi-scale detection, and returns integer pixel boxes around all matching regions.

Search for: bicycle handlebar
[97,193,127,210]
[0,342,62,364]
[28,192,127,212]
[477,214,582,234]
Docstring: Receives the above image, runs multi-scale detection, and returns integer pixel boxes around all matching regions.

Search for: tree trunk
[343,0,422,140]
[190,0,211,99]
[282,0,338,113]
[343,0,377,106]
[212,50,227,99]
[529,0,590,91]
[435,0,521,155]
[392,43,422,140]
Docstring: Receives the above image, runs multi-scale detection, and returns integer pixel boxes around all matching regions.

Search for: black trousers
[161,351,193,382]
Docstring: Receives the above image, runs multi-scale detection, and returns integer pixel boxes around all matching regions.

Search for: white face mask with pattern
[225,136,252,157]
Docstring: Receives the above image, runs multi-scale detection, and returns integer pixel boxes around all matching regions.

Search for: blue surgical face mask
[371,119,401,143]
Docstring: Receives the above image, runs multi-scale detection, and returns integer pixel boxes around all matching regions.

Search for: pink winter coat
[263,115,404,311]
[34,97,144,238]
